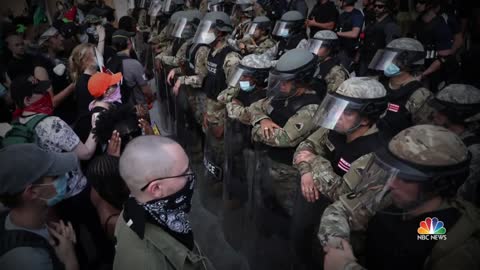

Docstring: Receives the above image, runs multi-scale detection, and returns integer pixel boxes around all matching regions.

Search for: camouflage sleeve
[318,189,392,247]
[310,156,344,201]
[406,87,435,125]
[457,144,480,203]
[160,41,189,67]
[251,104,319,147]
[293,128,330,175]
[246,38,276,55]
[260,42,279,60]
[226,102,252,125]
[205,98,225,126]
[223,51,242,84]
[217,86,240,104]
[178,46,209,88]
[249,98,271,125]
[325,65,350,93]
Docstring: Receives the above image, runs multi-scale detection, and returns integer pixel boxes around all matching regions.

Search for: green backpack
[2,114,49,147]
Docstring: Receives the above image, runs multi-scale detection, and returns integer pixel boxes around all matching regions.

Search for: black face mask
[123,173,196,249]
[141,174,196,234]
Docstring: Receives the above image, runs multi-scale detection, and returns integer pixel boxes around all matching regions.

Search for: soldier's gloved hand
[260,118,280,139]
[301,172,320,202]
[294,150,316,164]
[323,239,358,270]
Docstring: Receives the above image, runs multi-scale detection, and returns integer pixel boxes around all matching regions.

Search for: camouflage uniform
[157,38,191,67]
[239,35,276,55]
[204,40,242,128]
[173,41,210,126]
[249,95,320,214]
[318,125,472,246]
[294,77,387,201]
[315,63,350,93]
[294,126,380,202]
[430,84,480,205]
[218,53,271,124]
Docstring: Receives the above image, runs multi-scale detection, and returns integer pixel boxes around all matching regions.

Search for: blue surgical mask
[239,81,255,92]
[38,174,68,206]
[384,63,401,77]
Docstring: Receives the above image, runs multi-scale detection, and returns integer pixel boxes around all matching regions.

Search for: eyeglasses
[374,4,385,9]
[140,167,195,191]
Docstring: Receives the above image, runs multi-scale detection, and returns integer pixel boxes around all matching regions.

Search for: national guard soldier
[219,53,271,204]
[429,84,480,206]
[230,0,255,40]
[166,11,210,129]
[307,30,350,97]
[248,48,321,218]
[261,10,308,61]
[237,16,276,55]
[193,11,241,193]
[320,125,480,270]
[369,37,435,139]
[290,77,387,269]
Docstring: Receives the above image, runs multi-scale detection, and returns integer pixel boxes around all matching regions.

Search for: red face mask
[13,93,54,118]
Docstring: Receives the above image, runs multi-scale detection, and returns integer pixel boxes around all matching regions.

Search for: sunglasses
[140,167,195,191]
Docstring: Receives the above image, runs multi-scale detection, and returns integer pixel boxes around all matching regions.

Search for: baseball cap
[88,72,123,98]
[10,75,52,106]
[0,144,78,195]
[38,27,60,45]
[112,29,135,43]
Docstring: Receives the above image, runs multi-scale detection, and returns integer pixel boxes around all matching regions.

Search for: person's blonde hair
[69,43,96,83]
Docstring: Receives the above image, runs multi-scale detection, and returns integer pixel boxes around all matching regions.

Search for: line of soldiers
[141,0,480,269]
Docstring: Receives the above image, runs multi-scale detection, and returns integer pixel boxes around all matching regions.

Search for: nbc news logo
[417,217,447,240]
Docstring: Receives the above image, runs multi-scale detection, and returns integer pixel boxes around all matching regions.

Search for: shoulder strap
[25,114,49,130]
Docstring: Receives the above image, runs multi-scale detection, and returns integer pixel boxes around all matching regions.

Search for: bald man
[114,136,212,270]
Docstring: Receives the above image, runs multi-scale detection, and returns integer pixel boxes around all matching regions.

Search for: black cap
[10,75,51,106]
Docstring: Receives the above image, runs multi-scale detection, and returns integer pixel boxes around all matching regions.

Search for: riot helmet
[272,10,304,39]
[267,48,316,100]
[369,38,425,77]
[193,11,233,44]
[314,77,388,134]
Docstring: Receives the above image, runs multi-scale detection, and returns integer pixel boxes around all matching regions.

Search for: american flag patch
[388,103,400,112]
[337,158,351,172]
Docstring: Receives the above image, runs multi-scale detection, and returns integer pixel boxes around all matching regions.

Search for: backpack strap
[25,114,49,131]
[0,211,64,270]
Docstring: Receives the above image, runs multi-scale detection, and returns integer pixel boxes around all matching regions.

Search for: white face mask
[203,31,216,44]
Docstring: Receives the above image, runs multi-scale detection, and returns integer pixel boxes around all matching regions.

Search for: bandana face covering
[14,92,54,118]
[141,174,196,234]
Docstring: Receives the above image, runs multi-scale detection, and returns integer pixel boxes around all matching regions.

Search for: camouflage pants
[267,159,300,217]
[185,87,206,127]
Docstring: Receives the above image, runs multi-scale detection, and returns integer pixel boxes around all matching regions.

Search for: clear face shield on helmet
[313,93,366,133]
[368,48,425,71]
[228,64,256,87]
[266,71,297,100]
[272,21,297,38]
[171,17,194,38]
[307,39,328,55]
[192,20,217,44]
[347,153,399,214]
